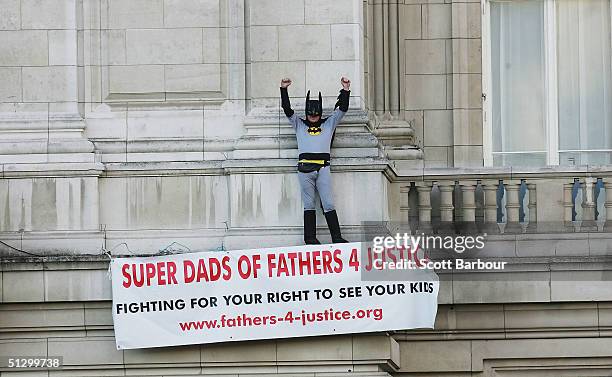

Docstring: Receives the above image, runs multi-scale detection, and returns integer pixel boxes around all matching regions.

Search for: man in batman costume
[280,76,351,244]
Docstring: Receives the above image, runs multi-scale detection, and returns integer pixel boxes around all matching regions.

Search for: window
[483,0,612,166]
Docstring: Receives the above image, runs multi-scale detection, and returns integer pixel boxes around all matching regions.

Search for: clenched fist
[341,77,351,90]
[280,78,292,88]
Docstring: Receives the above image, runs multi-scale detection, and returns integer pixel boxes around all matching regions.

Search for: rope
[0,239,44,257]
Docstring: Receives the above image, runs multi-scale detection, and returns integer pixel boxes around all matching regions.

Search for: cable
[0,239,44,257]
[106,242,136,255]
[158,241,191,255]
[2,233,226,260]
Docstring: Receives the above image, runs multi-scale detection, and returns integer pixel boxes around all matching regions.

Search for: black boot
[304,210,320,245]
[324,210,349,243]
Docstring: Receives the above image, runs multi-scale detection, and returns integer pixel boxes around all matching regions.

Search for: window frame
[481,0,612,167]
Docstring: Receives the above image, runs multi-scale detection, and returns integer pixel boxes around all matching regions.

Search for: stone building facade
[1,0,612,375]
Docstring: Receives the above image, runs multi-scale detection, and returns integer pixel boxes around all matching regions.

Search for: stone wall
[0,0,93,164]
[1,0,612,375]
[394,0,482,168]
[0,0,391,251]
[2,257,611,375]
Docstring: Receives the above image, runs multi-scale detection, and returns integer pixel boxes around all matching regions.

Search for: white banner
[111,242,439,349]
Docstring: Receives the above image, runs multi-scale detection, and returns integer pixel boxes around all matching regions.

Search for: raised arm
[280,78,300,130]
[328,77,351,127]
[280,78,294,117]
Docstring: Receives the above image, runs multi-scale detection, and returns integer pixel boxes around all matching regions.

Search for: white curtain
[557,0,612,165]
[491,0,547,166]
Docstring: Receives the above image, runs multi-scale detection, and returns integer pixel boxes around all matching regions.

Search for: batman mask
[305,90,323,117]
[305,90,323,135]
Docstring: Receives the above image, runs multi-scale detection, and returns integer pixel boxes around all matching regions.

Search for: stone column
[505,180,521,224]
[582,177,596,222]
[483,179,499,224]
[388,0,400,118]
[605,181,612,223]
[527,182,537,224]
[373,0,385,116]
[602,179,612,231]
[416,182,433,228]
[438,181,455,223]
[459,180,477,223]
[563,182,575,223]
[400,185,411,228]
[368,0,419,164]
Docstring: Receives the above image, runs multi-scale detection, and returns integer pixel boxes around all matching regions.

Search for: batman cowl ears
[305,90,323,117]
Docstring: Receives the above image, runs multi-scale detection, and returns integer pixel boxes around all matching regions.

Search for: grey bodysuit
[286,110,346,157]
[280,87,350,211]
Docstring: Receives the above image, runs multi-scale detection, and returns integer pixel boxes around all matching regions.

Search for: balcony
[393,165,612,234]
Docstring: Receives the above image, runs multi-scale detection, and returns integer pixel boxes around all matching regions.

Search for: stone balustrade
[393,166,612,234]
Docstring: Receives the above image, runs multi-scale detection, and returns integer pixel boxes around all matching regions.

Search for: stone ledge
[2,302,611,342]
[397,338,612,373]
[0,154,393,177]
[99,157,391,176]
[0,334,399,374]
[392,165,612,180]
[1,256,611,304]
[1,162,104,178]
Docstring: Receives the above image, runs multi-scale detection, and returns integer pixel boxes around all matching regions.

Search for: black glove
[280,87,294,117]
[334,89,350,112]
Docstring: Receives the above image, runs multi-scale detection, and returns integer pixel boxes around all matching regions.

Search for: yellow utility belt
[298,159,326,165]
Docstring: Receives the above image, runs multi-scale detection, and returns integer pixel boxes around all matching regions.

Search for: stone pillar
[373,0,385,116]
[438,181,455,223]
[367,0,420,164]
[400,185,411,228]
[459,180,477,223]
[563,182,574,223]
[605,181,612,223]
[483,179,499,224]
[416,182,433,227]
[388,0,400,118]
[371,0,401,117]
[505,180,521,224]
[582,177,596,222]
[527,182,537,224]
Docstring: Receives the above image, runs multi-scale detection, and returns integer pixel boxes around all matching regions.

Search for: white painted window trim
[481,0,493,166]
[480,0,612,166]
[482,0,561,166]
[544,0,560,165]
